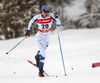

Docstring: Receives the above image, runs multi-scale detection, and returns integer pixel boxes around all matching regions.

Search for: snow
[0,28,100,83]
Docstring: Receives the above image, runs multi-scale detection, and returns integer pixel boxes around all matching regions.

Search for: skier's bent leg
[35,51,45,69]
[36,54,45,77]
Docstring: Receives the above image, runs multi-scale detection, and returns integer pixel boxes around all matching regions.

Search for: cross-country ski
[27,60,59,77]
[27,60,50,77]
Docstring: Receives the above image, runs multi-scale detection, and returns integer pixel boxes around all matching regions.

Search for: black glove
[25,30,30,37]
[53,10,58,18]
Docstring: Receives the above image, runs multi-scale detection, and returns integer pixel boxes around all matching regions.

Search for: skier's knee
[39,55,45,61]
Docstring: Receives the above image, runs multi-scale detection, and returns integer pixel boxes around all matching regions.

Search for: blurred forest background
[0,0,100,40]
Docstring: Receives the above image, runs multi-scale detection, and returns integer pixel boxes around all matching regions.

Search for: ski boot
[39,69,44,77]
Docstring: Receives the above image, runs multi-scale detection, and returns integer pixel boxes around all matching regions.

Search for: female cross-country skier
[25,3,61,77]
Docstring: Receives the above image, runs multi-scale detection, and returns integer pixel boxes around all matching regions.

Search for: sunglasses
[43,10,49,13]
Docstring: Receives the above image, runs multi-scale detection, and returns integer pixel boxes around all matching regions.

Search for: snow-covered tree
[0,0,39,39]
[83,0,100,28]
[85,0,100,13]
[68,0,100,29]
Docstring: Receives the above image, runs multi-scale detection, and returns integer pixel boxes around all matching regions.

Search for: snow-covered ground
[0,28,100,83]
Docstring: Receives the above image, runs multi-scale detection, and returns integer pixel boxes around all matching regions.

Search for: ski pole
[6,37,27,54]
[56,25,67,76]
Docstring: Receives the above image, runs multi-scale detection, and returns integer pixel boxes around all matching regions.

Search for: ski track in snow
[0,28,100,83]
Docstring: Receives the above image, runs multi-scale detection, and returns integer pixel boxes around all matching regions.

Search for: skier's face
[42,9,49,17]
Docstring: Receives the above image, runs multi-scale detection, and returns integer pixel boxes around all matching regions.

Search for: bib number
[41,24,49,29]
